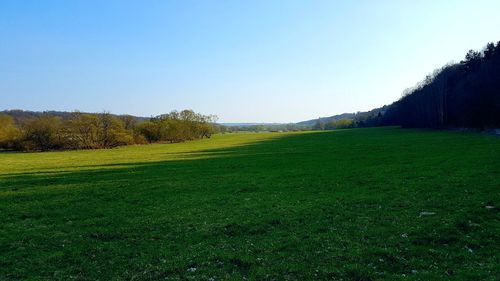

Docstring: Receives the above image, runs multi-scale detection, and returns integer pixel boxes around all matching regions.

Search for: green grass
[0,127,499,280]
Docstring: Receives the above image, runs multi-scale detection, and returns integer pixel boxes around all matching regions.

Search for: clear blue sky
[1,1,499,123]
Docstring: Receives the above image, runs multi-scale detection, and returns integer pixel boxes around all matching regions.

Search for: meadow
[0,127,498,280]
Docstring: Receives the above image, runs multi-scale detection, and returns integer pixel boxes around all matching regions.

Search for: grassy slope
[0,128,498,280]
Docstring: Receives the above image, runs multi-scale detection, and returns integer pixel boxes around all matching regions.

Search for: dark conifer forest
[377,41,500,128]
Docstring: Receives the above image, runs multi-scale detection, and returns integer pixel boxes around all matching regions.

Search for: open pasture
[0,128,499,280]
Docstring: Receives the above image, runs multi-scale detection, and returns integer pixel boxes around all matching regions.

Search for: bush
[20,115,64,151]
[0,110,218,151]
[0,114,21,149]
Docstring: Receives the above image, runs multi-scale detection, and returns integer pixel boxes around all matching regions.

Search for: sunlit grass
[0,132,292,176]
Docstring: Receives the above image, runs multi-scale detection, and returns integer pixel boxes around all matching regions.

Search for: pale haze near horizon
[1,1,499,123]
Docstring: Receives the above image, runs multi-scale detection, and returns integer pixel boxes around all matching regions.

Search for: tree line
[313,118,354,130]
[0,110,218,151]
[224,124,310,133]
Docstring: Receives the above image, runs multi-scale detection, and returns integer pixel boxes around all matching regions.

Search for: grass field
[0,127,499,280]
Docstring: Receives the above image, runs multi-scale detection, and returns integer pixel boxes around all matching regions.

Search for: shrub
[0,114,21,149]
[0,109,218,151]
[20,115,64,151]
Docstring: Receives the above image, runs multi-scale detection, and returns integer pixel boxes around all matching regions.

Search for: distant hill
[297,113,356,126]
[297,106,388,127]
[1,110,149,124]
